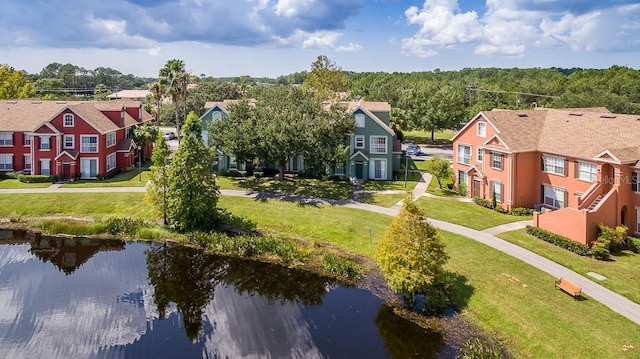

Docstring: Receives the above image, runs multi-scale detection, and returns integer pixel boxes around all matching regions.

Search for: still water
[0,231,453,358]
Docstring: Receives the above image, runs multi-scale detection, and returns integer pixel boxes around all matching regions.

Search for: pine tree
[146,133,171,225]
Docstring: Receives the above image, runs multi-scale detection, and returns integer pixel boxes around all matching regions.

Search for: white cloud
[336,43,362,52]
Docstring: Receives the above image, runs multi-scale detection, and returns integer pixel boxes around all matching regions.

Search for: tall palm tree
[148,81,165,127]
[159,59,186,141]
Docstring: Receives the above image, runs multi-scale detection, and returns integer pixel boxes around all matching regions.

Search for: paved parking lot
[401,142,453,161]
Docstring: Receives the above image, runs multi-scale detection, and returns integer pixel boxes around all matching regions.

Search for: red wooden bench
[555,277,581,300]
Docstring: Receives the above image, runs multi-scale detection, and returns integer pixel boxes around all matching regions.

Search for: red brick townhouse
[0,99,153,179]
[452,107,640,245]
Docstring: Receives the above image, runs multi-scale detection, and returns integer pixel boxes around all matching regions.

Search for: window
[370,159,387,179]
[0,155,13,170]
[354,135,365,149]
[0,133,13,146]
[40,159,50,176]
[40,136,51,150]
[491,180,503,203]
[63,114,74,127]
[334,164,345,175]
[457,144,471,165]
[370,136,387,154]
[577,162,597,182]
[80,158,97,178]
[632,173,639,193]
[81,135,98,152]
[543,156,565,176]
[477,148,484,162]
[106,133,116,147]
[24,134,31,146]
[637,208,640,233]
[212,111,222,120]
[64,135,74,149]
[491,152,503,170]
[543,185,566,209]
[24,155,31,171]
[355,114,365,128]
[477,122,486,137]
[106,153,116,172]
[229,155,237,170]
[457,170,468,191]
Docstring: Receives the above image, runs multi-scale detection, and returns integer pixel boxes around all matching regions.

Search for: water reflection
[0,232,450,359]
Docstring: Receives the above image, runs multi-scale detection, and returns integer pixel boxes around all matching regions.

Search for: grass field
[498,229,640,304]
[61,169,151,187]
[414,197,531,230]
[1,192,638,358]
[0,179,52,189]
[425,174,459,197]
[403,129,455,145]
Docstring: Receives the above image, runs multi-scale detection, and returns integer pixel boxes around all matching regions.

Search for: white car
[163,131,176,140]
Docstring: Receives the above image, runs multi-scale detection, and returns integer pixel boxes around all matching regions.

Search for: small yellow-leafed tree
[375,196,450,313]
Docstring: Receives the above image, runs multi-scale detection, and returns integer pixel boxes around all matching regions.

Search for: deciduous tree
[424,157,453,189]
[303,55,347,99]
[0,64,35,99]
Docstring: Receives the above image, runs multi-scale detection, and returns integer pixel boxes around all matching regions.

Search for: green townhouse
[200,99,403,180]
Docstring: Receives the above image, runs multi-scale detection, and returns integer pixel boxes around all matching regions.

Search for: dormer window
[213,111,222,120]
[355,114,365,128]
[477,122,486,137]
[121,111,125,122]
[64,114,74,127]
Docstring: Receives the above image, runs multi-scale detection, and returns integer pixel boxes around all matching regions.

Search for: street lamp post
[137,145,142,182]
[404,154,409,189]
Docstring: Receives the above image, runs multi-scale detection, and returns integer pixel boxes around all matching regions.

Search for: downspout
[508,153,514,208]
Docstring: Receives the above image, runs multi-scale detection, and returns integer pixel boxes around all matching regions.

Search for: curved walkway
[1,175,639,325]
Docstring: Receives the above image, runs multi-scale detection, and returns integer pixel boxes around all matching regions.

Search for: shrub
[0,172,19,179]
[491,191,497,209]
[627,237,640,253]
[473,197,494,209]
[597,224,627,253]
[510,207,534,216]
[103,217,149,235]
[494,205,508,214]
[218,169,244,177]
[525,226,591,256]
[17,174,55,183]
[320,253,362,280]
[589,244,611,260]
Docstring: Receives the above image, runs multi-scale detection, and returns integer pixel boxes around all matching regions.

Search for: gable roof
[464,108,640,162]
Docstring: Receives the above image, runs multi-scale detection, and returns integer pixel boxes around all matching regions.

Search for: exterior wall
[0,132,32,173]
[533,208,588,244]
[352,109,394,180]
[511,152,539,208]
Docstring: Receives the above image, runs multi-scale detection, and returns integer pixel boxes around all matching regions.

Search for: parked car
[406,144,422,156]
[163,131,176,140]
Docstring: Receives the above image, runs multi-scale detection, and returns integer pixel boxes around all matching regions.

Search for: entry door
[355,162,364,179]
[473,179,481,197]
[62,163,71,180]
[81,158,98,178]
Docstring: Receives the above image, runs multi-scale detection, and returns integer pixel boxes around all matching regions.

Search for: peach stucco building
[452,108,640,245]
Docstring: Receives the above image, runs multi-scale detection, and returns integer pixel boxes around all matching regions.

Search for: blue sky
[1,0,640,78]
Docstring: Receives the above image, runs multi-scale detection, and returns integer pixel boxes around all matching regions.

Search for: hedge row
[473,197,534,216]
[17,174,57,183]
[525,225,591,256]
[627,237,640,254]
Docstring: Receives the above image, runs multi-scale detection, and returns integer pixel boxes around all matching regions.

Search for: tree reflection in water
[145,242,338,340]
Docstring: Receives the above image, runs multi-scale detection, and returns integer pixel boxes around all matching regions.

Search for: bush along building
[200,99,403,181]
[0,100,154,180]
[452,107,640,245]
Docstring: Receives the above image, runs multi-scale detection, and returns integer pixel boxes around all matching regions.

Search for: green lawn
[403,129,455,145]
[498,229,640,304]
[361,193,407,208]
[415,197,531,230]
[426,173,459,197]
[363,171,422,192]
[1,192,639,358]
[61,169,151,187]
[0,179,52,189]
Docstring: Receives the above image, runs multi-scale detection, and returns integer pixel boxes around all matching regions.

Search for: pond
[0,230,455,358]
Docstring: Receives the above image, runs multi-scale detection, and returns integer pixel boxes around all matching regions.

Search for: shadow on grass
[448,273,475,311]
[224,175,353,201]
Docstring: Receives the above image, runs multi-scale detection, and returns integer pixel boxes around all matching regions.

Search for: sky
[1,0,640,78]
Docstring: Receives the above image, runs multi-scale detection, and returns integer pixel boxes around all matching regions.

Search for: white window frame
[0,132,13,146]
[543,185,566,209]
[0,154,13,170]
[370,158,387,180]
[370,136,387,154]
[355,114,365,128]
[457,169,468,191]
[354,135,365,149]
[491,152,503,170]
[40,159,51,176]
[24,154,31,172]
[63,114,74,127]
[64,135,74,149]
[632,172,639,193]
[24,134,31,146]
[491,180,503,203]
[477,148,484,162]
[577,162,597,182]
[212,111,222,120]
[40,136,51,150]
[637,208,640,234]
[457,144,471,165]
[106,132,116,148]
[106,153,116,172]
[80,135,98,153]
[543,156,565,176]
[477,122,486,137]
[334,164,345,175]
[80,158,98,179]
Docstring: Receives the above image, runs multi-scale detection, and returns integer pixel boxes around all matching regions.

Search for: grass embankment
[404,129,455,145]
[0,179,52,189]
[425,174,459,197]
[498,229,640,305]
[1,193,638,358]
[415,197,531,230]
[61,169,152,187]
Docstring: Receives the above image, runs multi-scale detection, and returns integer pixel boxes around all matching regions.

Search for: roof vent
[31,101,42,104]
[569,112,583,116]
[56,101,67,104]
[7,100,17,104]
[517,113,527,117]
[600,114,616,119]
